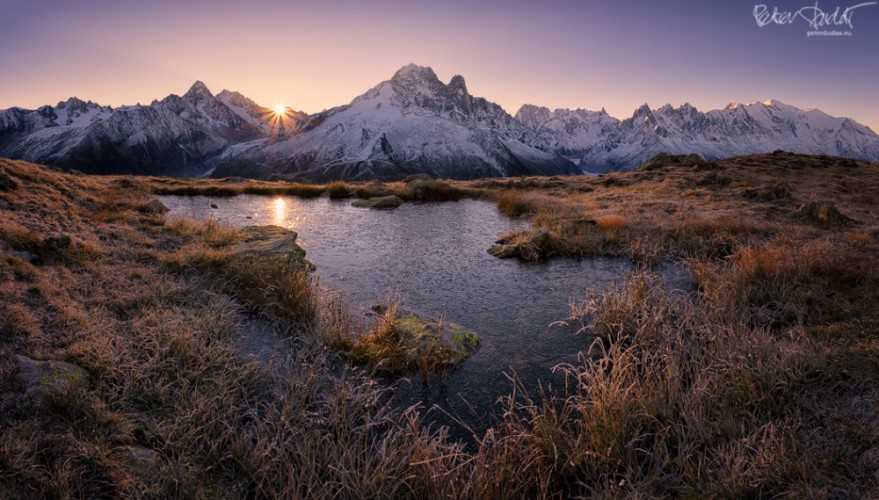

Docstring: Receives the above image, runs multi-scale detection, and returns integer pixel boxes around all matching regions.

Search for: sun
[273,104,286,116]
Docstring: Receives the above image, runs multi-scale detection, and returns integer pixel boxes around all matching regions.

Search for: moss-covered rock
[351,195,403,209]
[15,355,88,401]
[394,312,479,364]
[232,225,306,262]
[348,308,480,374]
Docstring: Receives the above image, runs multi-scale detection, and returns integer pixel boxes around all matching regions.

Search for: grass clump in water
[335,299,479,376]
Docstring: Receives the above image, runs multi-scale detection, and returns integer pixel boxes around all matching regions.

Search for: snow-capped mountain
[0,82,261,176]
[212,64,579,181]
[515,104,619,158]
[520,100,879,171]
[216,90,310,136]
[2,65,879,179]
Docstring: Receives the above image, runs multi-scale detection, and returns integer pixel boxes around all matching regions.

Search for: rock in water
[351,195,403,209]
[232,225,306,261]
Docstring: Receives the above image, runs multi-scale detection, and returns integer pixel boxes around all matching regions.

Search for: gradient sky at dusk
[2,0,878,129]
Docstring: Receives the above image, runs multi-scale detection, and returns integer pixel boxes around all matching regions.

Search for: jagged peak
[516,103,550,115]
[56,96,88,109]
[448,74,468,92]
[633,103,653,116]
[391,64,439,84]
[515,104,553,126]
[216,89,243,99]
[517,103,548,112]
[184,80,213,100]
[216,89,257,106]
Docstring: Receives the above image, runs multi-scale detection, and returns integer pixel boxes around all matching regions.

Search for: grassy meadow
[1,152,878,497]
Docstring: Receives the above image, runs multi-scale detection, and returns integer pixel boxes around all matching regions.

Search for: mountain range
[2,64,878,180]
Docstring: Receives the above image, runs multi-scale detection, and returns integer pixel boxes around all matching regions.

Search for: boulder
[351,195,403,209]
[142,198,169,214]
[15,355,88,400]
[231,225,306,262]
[394,311,479,365]
[361,307,480,372]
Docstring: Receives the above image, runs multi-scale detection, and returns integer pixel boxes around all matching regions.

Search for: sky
[1,0,878,130]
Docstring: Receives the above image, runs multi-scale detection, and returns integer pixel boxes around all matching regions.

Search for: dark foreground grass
[2,156,879,497]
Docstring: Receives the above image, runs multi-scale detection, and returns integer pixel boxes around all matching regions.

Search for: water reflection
[272,197,287,226]
[160,195,642,441]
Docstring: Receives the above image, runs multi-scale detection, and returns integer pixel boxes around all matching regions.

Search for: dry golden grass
[1,154,879,497]
[595,214,627,230]
[326,180,352,199]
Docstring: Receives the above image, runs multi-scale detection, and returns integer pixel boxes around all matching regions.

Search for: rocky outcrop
[232,225,307,262]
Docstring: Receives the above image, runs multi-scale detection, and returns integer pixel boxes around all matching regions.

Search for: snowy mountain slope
[515,104,619,158]
[568,100,879,171]
[0,82,262,176]
[3,66,879,179]
[212,64,580,181]
[216,90,310,136]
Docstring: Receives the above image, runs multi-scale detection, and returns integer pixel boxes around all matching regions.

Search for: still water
[160,195,638,438]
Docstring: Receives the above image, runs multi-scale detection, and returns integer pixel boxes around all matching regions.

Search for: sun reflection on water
[272,197,286,226]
